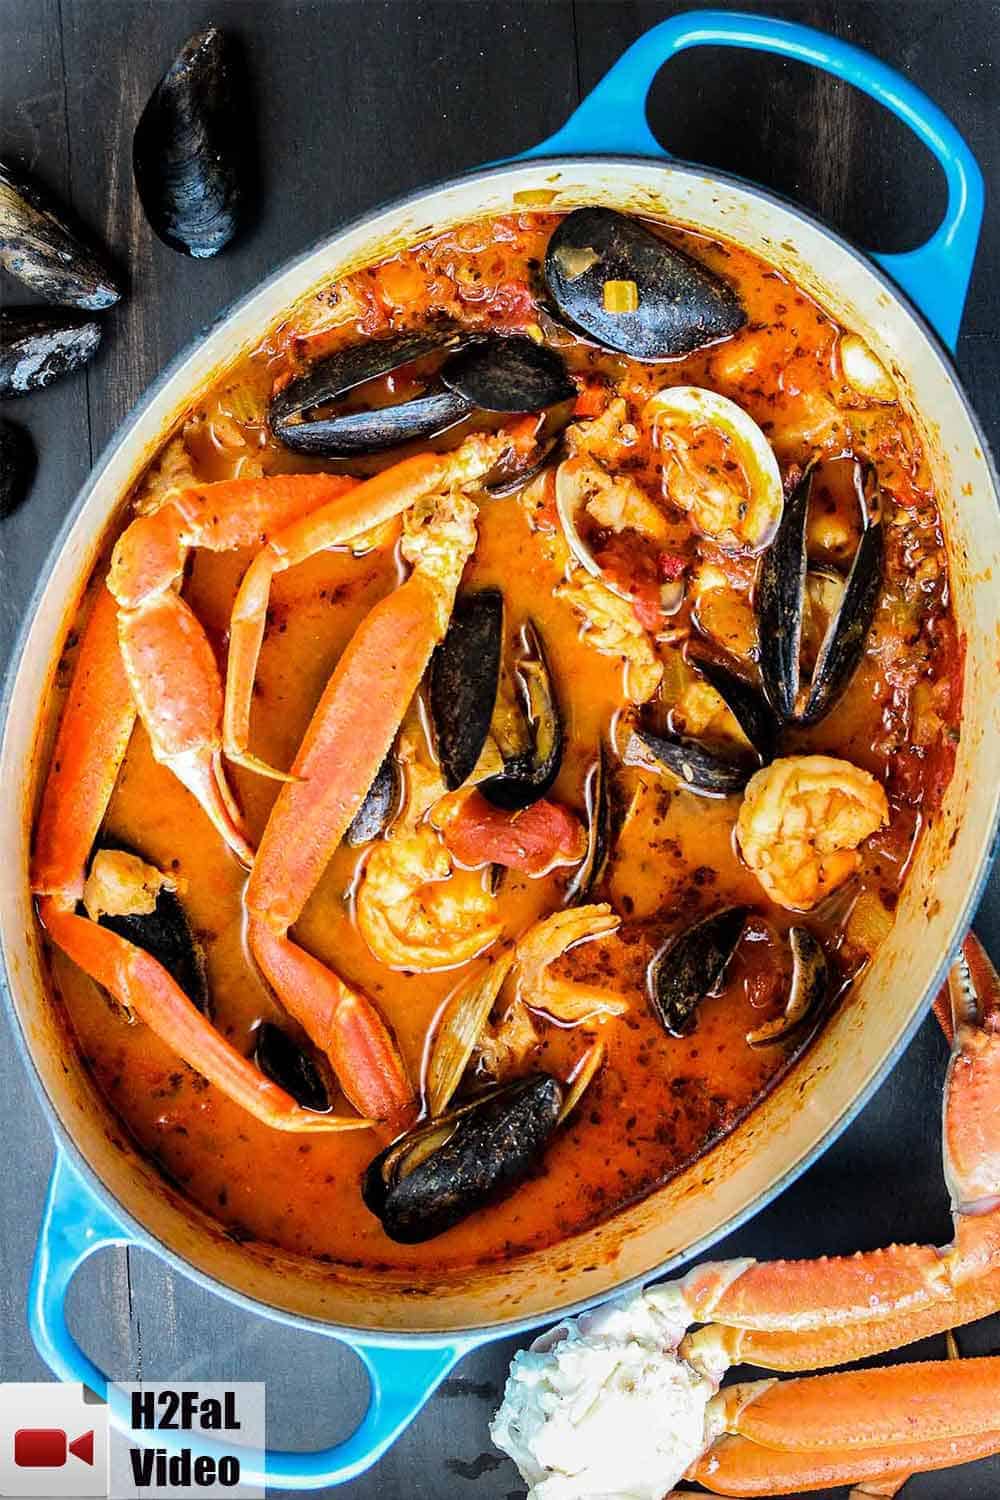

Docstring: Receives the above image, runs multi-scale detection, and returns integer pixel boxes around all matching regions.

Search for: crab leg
[31,581,349,1133]
[691,1359,1000,1495]
[224,437,505,778]
[246,453,500,1125]
[107,472,359,861]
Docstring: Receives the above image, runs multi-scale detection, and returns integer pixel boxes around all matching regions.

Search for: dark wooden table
[2,3,998,1497]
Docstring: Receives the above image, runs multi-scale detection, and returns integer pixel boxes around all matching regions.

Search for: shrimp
[736,755,889,911]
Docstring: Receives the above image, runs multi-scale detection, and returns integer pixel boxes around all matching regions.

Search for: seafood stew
[31,208,960,1273]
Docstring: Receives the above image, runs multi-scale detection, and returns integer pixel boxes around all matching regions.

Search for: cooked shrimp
[736,755,889,911]
[356,824,503,971]
[514,904,624,1023]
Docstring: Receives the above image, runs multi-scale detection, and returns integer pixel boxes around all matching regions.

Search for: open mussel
[565,745,612,905]
[648,906,749,1037]
[270,330,573,459]
[746,926,828,1047]
[134,28,251,258]
[430,588,505,790]
[0,308,102,397]
[544,208,746,360]
[83,847,209,1014]
[0,418,36,519]
[692,656,778,764]
[362,1073,562,1243]
[626,726,756,797]
[345,751,401,847]
[0,158,120,309]
[254,1022,330,1112]
[480,620,562,811]
[756,462,883,724]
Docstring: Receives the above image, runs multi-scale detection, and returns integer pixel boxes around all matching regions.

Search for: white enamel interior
[1,158,998,1337]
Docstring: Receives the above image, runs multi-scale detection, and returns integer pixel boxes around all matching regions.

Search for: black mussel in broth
[270,330,458,428]
[648,906,749,1037]
[544,208,746,360]
[746,926,829,1047]
[0,308,102,397]
[0,158,120,309]
[625,727,757,798]
[690,656,777,763]
[0,417,36,519]
[440,334,575,412]
[362,1074,563,1243]
[757,461,883,724]
[133,28,251,258]
[345,751,401,847]
[275,390,470,458]
[430,588,505,789]
[84,847,210,1015]
[254,1022,331,1112]
[480,620,563,811]
[566,745,612,905]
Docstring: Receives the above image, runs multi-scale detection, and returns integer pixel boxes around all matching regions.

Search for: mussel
[270,330,574,458]
[746,926,828,1047]
[362,1073,562,1243]
[133,28,251,258]
[345,751,401,847]
[0,418,36,519]
[85,847,209,1014]
[692,655,777,764]
[429,588,505,790]
[480,620,563,811]
[648,906,749,1037]
[565,745,612,906]
[625,725,757,798]
[544,208,746,360]
[254,1022,330,1112]
[756,462,883,724]
[0,158,120,308]
[0,308,102,397]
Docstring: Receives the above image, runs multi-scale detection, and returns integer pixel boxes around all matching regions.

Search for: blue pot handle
[30,1151,471,1490]
[520,8,984,350]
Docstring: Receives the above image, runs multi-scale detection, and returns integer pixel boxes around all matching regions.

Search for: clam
[271,331,573,459]
[345,751,401,846]
[133,28,251,258]
[838,333,897,404]
[425,949,516,1116]
[84,847,209,1015]
[0,308,102,397]
[254,1022,330,1112]
[0,158,120,308]
[644,387,784,555]
[746,926,829,1047]
[648,906,749,1037]
[0,418,36,519]
[544,208,745,360]
[756,462,882,723]
[362,1073,563,1242]
[429,589,505,790]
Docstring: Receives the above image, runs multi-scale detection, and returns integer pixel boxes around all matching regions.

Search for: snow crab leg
[245,438,507,1127]
[30,585,365,1133]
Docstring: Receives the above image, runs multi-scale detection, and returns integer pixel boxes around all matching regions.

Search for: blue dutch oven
[2,10,999,1490]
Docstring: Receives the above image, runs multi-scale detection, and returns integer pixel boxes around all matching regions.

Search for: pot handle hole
[519,9,983,350]
[29,1150,472,1489]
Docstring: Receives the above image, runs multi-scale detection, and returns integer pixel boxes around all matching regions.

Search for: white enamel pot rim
[2,152,1000,1351]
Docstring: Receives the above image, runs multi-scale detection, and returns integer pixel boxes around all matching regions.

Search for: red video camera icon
[13,1429,95,1468]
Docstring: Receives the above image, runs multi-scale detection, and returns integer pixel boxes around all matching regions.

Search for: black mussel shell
[747,927,829,1047]
[440,334,575,413]
[566,744,612,905]
[345,752,401,846]
[544,208,746,361]
[270,330,459,427]
[801,516,883,725]
[626,727,755,798]
[133,28,251,258]
[0,308,102,398]
[95,851,210,1015]
[254,1022,330,1112]
[0,418,36,519]
[648,906,749,1037]
[0,158,120,309]
[480,621,563,811]
[484,434,562,499]
[362,1074,562,1243]
[692,657,777,763]
[430,589,504,790]
[756,466,812,719]
[274,389,470,458]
